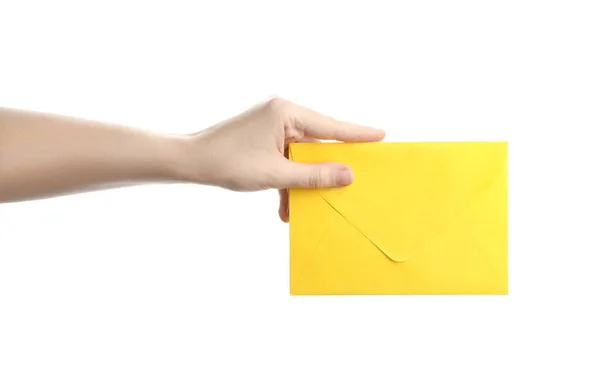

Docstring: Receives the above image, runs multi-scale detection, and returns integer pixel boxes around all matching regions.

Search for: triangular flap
[290,142,508,263]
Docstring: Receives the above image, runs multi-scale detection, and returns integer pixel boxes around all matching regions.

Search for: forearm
[0,108,190,203]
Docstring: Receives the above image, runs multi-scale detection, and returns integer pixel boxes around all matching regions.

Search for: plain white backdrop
[1,1,599,374]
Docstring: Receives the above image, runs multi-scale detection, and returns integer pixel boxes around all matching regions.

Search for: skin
[0,98,385,221]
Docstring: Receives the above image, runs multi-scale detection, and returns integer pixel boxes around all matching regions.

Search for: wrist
[160,133,213,185]
[158,134,192,183]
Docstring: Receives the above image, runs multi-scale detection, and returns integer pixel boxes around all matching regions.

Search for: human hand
[176,98,385,222]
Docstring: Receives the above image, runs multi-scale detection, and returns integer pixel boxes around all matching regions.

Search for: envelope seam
[291,223,330,291]
[411,159,508,258]
[319,195,405,263]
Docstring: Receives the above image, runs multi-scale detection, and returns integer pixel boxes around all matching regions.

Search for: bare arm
[0,107,186,203]
[0,99,384,220]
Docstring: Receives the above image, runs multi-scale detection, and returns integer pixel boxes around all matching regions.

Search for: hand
[0,99,384,210]
[178,98,385,222]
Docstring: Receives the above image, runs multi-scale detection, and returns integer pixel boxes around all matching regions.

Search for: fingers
[271,159,355,189]
[291,103,385,142]
[278,189,289,222]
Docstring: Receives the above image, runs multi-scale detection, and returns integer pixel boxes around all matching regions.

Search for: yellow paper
[289,142,508,295]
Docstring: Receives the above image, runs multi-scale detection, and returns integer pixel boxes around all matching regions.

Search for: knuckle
[264,97,303,141]
[284,122,302,142]
[306,171,322,189]
[306,168,333,188]
[264,96,290,115]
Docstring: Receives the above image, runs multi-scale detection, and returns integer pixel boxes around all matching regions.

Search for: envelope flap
[290,142,508,262]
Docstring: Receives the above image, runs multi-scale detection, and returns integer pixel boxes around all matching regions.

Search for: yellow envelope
[289,142,508,295]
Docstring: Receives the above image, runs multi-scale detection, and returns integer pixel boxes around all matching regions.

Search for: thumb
[273,160,355,189]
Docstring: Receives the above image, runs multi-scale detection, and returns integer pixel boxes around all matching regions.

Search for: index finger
[291,104,386,142]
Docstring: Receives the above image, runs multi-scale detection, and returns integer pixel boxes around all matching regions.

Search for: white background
[1,1,599,374]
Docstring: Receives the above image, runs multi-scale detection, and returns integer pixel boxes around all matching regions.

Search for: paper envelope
[289,142,508,295]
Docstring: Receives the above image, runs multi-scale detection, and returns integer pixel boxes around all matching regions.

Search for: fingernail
[336,168,354,186]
